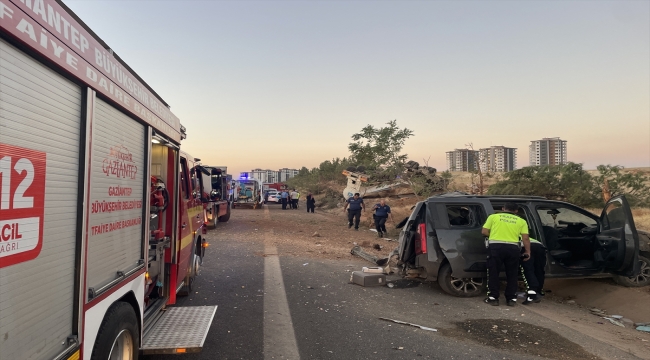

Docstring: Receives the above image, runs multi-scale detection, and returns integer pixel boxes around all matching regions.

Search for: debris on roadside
[637,326,650,333]
[350,245,381,264]
[373,244,382,250]
[350,271,386,287]
[362,266,385,274]
[603,317,626,327]
[379,317,437,332]
[312,232,321,237]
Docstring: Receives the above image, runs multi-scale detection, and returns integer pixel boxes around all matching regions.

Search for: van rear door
[598,195,640,276]
[397,202,424,265]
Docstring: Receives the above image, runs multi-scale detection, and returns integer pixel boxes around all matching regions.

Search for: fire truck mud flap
[141,306,217,354]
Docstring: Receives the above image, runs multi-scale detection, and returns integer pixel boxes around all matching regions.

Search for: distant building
[529,137,567,166]
[446,149,479,172]
[278,168,299,182]
[478,146,517,172]
[250,169,280,183]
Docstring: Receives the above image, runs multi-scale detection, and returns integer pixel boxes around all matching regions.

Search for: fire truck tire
[178,253,199,296]
[91,302,139,360]
[218,205,231,222]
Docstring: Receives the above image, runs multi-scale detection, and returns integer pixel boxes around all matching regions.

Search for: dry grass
[632,208,650,231]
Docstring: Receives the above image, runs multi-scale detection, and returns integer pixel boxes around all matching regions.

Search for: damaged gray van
[396,194,643,297]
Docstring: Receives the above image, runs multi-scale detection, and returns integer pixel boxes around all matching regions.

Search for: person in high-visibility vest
[520,237,546,305]
[482,202,531,306]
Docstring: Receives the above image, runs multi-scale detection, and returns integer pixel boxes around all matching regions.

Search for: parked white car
[265,190,281,203]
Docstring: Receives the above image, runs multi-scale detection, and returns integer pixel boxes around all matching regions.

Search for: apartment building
[529,137,567,166]
[446,149,479,172]
[278,168,300,182]
[478,146,517,172]
[250,169,280,183]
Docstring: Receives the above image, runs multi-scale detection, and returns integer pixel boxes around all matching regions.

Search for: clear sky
[63,0,650,176]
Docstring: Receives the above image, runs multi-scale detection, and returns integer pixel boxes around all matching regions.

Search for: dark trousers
[307,204,315,213]
[487,243,521,300]
[292,199,298,209]
[347,209,361,229]
[281,198,287,209]
[375,216,387,233]
[521,244,546,293]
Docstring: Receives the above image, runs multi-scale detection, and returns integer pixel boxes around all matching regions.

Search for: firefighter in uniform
[481,202,531,306]
[521,237,546,305]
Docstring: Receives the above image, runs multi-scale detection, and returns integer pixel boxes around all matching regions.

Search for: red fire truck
[0,0,216,358]
[196,165,231,227]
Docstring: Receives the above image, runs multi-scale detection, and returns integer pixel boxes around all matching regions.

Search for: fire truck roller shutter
[85,99,145,294]
[0,39,82,359]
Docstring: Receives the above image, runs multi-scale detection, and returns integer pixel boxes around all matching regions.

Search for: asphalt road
[145,205,640,360]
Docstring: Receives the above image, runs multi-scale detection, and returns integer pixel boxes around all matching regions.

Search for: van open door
[397,202,424,266]
[598,195,640,277]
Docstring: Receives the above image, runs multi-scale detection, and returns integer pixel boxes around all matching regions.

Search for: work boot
[378,231,383,238]
[484,297,499,306]
[522,291,541,305]
[507,299,517,307]
[348,224,352,229]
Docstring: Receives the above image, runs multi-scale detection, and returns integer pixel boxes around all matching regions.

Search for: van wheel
[91,302,139,360]
[438,263,485,297]
[613,255,650,287]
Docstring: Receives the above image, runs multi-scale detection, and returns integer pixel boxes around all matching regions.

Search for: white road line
[263,206,301,360]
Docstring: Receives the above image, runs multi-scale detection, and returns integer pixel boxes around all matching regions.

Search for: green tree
[348,120,414,171]
[594,165,650,206]
[488,163,601,207]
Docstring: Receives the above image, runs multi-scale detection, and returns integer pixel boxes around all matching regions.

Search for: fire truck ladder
[141,305,217,354]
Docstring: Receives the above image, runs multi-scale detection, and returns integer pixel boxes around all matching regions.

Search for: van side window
[446,205,483,227]
[492,204,542,240]
[602,201,625,230]
[180,158,189,200]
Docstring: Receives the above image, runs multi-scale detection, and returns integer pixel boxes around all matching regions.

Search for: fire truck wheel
[218,205,231,222]
[91,302,139,360]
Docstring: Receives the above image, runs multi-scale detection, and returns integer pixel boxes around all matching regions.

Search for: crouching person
[521,237,546,305]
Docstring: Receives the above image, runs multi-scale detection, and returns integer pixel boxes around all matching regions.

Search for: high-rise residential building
[478,146,517,172]
[278,168,299,182]
[250,169,279,183]
[529,137,567,166]
[446,149,479,172]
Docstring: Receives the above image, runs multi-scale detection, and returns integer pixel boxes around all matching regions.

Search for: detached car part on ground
[396,194,644,297]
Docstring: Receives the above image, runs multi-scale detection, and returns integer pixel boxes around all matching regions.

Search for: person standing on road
[306,193,316,213]
[372,199,394,238]
[481,202,531,307]
[280,189,289,210]
[295,190,300,209]
[343,193,365,230]
[521,236,546,305]
[290,189,299,209]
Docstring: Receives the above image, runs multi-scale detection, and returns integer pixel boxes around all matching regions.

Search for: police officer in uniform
[372,199,394,238]
[521,237,546,305]
[481,202,531,306]
[343,193,365,230]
